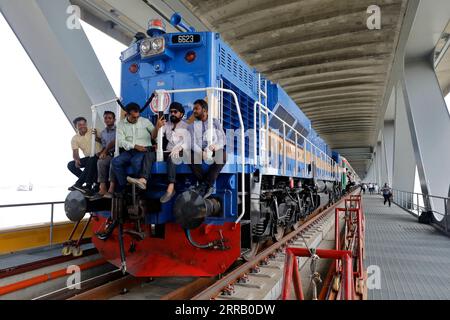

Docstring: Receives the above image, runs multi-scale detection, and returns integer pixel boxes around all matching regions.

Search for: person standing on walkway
[381,183,393,207]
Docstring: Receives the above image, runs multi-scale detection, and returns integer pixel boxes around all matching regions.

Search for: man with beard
[128,102,189,203]
[188,99,226,199]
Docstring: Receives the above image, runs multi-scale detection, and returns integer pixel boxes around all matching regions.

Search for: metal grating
[222,78,257,158]
[219,45,254,93]
[363,195,450,300]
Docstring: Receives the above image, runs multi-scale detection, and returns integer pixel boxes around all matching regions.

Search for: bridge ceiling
[180,0,408,176]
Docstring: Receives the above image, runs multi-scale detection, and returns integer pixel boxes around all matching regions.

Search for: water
[0,186,70,230]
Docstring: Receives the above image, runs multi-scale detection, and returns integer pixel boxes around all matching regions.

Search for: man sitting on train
[67,116,102,196]
[128,102,189,203]
[188,99,226,199]
[95,111,116,199]
[111,103,155,193]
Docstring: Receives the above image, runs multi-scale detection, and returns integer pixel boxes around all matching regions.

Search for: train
[64,14,359,277]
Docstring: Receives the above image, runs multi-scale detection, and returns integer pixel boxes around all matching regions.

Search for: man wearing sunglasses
[128,102,189,203]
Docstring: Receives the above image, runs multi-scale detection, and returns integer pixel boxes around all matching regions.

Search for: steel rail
[0,245,95,280]
[192,188,359,300]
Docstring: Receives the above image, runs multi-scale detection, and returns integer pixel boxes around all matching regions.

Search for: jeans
[164,152,177,184]
[189,150,226,187]
[383,194,391,206]
[111,149,154,191]
[67,156,98,187]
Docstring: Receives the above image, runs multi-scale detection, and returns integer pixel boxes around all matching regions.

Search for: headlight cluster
[140,37,165,57]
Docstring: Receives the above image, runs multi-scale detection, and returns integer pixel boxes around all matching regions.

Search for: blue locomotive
[64,15,357,277]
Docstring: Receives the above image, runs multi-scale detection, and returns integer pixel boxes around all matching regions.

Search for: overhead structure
[367,0,450,218]
[178,0,409,176]
[2,0,449,210]
[0,0,116,125]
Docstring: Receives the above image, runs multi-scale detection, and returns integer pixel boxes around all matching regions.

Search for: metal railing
[90,98,122,157]
[0,201,64,245]
[155,87,246,224]
[253,101,338,180]
[392,189,449,234]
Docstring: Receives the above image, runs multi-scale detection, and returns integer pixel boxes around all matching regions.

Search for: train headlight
[140,39,151,54]
[140,37,165,58]
[151,38,164,51]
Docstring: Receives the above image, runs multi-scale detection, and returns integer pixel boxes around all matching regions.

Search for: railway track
[0,244,119,300]
[63,189,358,300]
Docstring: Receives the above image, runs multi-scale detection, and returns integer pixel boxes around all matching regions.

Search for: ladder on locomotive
[257,74,268,167]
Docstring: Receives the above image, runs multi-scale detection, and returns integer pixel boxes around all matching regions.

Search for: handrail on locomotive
[89,83,340,226]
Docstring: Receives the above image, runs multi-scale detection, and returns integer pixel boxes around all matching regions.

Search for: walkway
[363,195,450,299]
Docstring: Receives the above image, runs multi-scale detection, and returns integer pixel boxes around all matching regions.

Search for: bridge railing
[0,200,64,245]
[392,189,449,234]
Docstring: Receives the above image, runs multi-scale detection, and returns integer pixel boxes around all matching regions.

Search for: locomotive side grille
[222,78,258,159]
[219,44,255,93]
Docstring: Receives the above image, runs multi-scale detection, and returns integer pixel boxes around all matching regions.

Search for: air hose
[184,229,214,249]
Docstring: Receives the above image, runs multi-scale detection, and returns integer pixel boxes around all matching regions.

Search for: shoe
[84,189,95,198]
[203,186,214,199]
[89,193,104,201]
[160,190,176,203]
[68,185,77,191]
[95,220,117,241]
[127,176,146,190]
[73,185,87,194]
[103,192,113,199]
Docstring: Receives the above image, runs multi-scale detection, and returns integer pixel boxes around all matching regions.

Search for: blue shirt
[101,126,116,149]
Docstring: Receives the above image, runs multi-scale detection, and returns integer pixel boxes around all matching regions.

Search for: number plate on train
[171,34,201,44]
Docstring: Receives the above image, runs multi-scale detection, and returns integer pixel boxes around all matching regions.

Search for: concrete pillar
[379,134,389,187]
[375,142,382,188]
[393,83,415,209]
[364,159,376,183]
[402,59,450,216]
[382,121,395,186]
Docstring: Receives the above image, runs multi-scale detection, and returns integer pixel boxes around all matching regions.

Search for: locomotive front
[77,16,242,277]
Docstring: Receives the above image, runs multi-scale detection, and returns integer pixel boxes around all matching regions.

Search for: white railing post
[253,101,258,166]
[295,133,298,176]
[90,105,97,158]
[156,90,164,162]
[282,123,286,175]
[115,101,121,156]
[90,98,121,157]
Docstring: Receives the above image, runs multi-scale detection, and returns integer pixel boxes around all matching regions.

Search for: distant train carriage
[64,15,358,277]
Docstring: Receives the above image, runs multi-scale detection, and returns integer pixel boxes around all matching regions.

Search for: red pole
[357,208,364,278]
[343,254,353,300]
[335,208,340,273]
[292,257,304,300]
[335,208,340,251]
[282,250,294,300]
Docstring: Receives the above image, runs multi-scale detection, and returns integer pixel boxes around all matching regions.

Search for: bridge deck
[363,195,450,300]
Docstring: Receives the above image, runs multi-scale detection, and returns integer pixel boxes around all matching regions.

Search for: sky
[0,15,125,190]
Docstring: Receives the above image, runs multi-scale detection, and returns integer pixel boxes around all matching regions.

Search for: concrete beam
[0,0,116,126]
[402,59,450,214]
